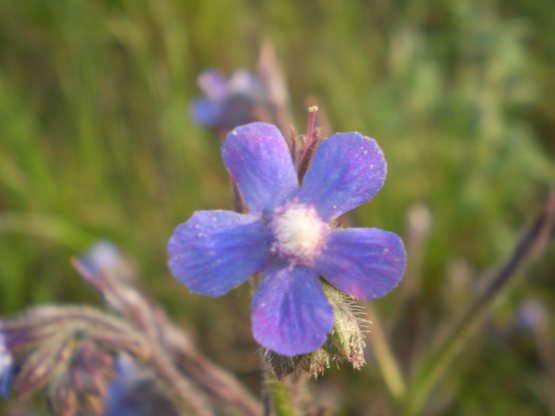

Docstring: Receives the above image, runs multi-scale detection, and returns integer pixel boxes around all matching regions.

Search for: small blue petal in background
[190,69,266,129]
[80,240,123,276]
[0,334,14,398]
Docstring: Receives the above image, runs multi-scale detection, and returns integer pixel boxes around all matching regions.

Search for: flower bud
[13,333,73,397]
[1,306,150,415]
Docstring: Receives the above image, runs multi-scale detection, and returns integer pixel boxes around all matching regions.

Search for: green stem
[405,193,555,415]
[366,305,407,401]
[268,376,295,416]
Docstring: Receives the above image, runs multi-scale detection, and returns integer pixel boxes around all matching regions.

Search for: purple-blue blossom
[516,299,548,333]
[0,332,14,398]
[104,355,179,416]
[104,355,135,416]
[168,122,406,356]
[80,240,123,276]
[190,69,266,129]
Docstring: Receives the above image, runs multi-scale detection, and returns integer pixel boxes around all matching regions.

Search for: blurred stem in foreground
[72,250,262,416]
[406,191,555,415]
[366,305,407,402]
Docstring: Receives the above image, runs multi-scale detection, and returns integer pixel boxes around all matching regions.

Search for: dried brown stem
[72,259,262,416]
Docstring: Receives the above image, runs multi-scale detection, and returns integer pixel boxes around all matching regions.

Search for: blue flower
[168,122,406,356]
[190,69,266,129]
[0,333,14,398]
[79,240,123,276]
[104,355,179,416]
[104,355,135,416]
[516,299,548,333]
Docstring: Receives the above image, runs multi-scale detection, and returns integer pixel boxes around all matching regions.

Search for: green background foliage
[0,0,553,414]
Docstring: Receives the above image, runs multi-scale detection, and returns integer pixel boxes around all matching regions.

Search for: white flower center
[272,204,327,261]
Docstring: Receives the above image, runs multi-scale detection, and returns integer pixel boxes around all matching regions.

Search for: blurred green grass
[0,0,554,414]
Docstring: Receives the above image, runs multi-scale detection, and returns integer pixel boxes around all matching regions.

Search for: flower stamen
[271,203,327,264]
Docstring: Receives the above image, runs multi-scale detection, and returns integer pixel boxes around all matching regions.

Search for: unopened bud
[80,240,135,283]
[322,284,367,369]
[1,306,150,414]
[14,334,73,397]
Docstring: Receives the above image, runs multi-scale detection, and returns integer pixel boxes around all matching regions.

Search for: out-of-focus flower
[190,69,266,129]
[104,355,137,416]
[0,306,149,415]
[0,332,14,398]
[79,240,131,278]
[105,355,178,416]
[46,340,116,416]
[516,299,549,333]
[168,122,406,356]
[75,241,168,342]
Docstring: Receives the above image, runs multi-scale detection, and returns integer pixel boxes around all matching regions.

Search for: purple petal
[316,228,406,300]
[298,133,387,220]
[190,97,222,127]
[104,355,136,416]
[252,265,334,356]
[218,95,258,128]
[0,363,13,399]
[0,336,13,398]
[222,122,298,213]
[228,69,263,97]
[197,70,227,100]
[168,210,270,296]
[79,240,123,276]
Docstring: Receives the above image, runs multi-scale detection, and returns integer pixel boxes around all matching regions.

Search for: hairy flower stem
[366,305,407,401]
[172,347,262,416]
[0,305,209,414]
[73,258,262,416]
[262,365,296,416]
[406,192,555,415]
[146,344,214,416]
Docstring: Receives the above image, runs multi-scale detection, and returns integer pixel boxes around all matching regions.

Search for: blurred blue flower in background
[105,355,179,416]
[168,122,406,356]
[80,240,123,276]
[516,299,549,333]
[104,355,136,416]
[0,333,14,398]
[190,69,266,130]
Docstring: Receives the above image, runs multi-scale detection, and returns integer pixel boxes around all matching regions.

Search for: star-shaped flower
[168,122,406,356]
